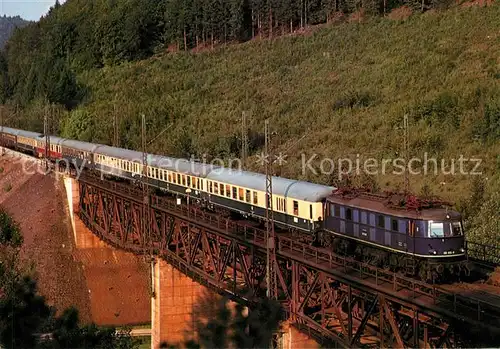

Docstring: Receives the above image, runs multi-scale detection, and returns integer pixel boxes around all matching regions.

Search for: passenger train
[0,126,468,281]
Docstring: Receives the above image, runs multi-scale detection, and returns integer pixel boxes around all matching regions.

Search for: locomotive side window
[293,201,299,216]
[408,220,415,237]
[309,205,313,220]
[450,222,463,236]
[429,222,444,238]
[335,205,340,217]
[329,204,335,217]
[377,215,385,228]
[392,219,398,232]
[346,208,352,221]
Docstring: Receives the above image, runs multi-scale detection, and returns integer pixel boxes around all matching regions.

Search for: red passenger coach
[35,141,63,159]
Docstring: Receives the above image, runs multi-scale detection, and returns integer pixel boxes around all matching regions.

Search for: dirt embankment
[0,153,150,326]
[0,155,92,322]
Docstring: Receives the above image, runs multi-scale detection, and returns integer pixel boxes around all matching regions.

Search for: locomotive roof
[208,168,335,202]
[326,195,461,221]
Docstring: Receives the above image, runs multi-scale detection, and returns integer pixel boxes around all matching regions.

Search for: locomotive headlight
[460,248,465,253]
[429,249,437,255]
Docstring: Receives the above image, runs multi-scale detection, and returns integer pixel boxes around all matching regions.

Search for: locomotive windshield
[429,222,445,237]
[428,221,463,237]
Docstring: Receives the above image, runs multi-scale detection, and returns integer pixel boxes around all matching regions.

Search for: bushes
[467,191,500,249]
[0,207,22,248]
[475,100,500,143]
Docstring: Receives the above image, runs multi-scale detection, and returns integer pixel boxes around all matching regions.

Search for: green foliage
[413,92,460,129]
[60,109,96,142]
[0,207,22,247]
[475,99,500,143]
[49,308,138,349]
[332,90,377,111]
[0,276,52,349]
[467,190,500,249]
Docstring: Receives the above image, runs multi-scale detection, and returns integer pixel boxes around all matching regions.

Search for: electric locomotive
[321,188,468,281]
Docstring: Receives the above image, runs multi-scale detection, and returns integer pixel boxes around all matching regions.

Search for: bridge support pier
[281,322,321,349]
[151,259,206,349]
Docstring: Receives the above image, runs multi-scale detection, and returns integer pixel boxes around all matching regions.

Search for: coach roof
[207,168,334,202]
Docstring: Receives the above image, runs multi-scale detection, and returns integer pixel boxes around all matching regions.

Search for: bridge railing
[466,240,500,266]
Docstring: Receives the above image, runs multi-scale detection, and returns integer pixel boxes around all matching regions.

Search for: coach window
[168,172,172,182]
[253,191,258,205]
[377,215,385,228]
[232,187,237,199]
[392,218,399,232]
[239,188,244,201]
[346,208,352,221]
[293,201,299,216]
[226,185,231,198]
[246,190,251,203]
[187,176,191,187]
[208,181,213,193]
[177,174,181,184]
[220,184,224,196]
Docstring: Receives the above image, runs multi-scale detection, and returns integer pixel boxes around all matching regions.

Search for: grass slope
[61,4,499,202]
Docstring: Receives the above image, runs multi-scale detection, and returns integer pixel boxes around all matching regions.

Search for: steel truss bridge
[77,174,500,348]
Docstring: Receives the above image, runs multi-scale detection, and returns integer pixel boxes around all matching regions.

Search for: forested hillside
[0,0,459,108]
[0,15,29,48]
[0,0,498,245]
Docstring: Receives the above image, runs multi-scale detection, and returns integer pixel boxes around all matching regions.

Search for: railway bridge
[64,171,500,349]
